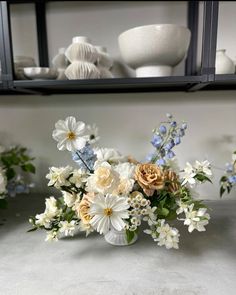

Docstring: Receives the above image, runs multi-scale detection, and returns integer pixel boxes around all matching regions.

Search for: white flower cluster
[181,160,212,187]
[0,166,7,197]
[144,219,180,250]
[177,201,210,233]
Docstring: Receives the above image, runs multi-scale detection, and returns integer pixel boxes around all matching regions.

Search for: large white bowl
[23,67,58,80]
[118,24,191,77]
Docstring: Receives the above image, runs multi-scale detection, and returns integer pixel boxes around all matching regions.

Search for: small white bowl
[23,67,58,80]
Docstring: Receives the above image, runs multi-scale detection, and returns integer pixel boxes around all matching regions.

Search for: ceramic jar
[65,36,100,80]
[95,46,113,78]
[14,56,36,80]
[52,47,69,80]
[215,49,235,74]
[104,227,137,246]
[118,24,191,77]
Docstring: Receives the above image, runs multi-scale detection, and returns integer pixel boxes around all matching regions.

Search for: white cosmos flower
[46,166,73,189]
[0,167,7,195]
[85,124,100,144]
[52,116,87,152]
[194,160,212,176]
[59,220,77,236]
[94,148,127,167]
[89,194,129,234]
[184,204,210,233]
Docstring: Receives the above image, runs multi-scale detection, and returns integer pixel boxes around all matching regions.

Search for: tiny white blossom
[45,231,58,242]
[194,160,212,176]
[59,220,77,236]
[79,220,94,237]
[184,204,210,233]
[155,220,180,249]
[62,191,79,208]
[85,124,100,144]
[46,166,73,189]
[70,169,87,188]
[181,162,196,187]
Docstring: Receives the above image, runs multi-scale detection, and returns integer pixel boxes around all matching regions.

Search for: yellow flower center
[67,132,76,140]
[104,208,113,216]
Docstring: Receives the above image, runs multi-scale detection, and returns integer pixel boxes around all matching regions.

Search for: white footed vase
[118,24,191,77]
[104,227,138,246]
[65,61,100,79]
[215,49,235,74]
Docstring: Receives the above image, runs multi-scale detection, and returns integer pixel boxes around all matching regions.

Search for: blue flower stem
[76,151,93,173]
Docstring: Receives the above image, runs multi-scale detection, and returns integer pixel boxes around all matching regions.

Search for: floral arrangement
[219,150,236,197]
[0,145,35,209]
[29,114,212,249]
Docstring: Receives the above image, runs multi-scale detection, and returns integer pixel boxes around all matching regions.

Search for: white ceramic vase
[104,227,137,246]
[95,46,113,78]
[118,24,191,77]
[52,47,69,80]
[65,36,100,80]
[215,49,235,74]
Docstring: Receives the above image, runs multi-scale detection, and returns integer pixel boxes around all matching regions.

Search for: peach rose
[78,192,95,224]
[164,170,181,194]
[135,163,165,196]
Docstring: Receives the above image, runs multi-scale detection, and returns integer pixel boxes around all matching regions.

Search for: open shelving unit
[1,0,234,95]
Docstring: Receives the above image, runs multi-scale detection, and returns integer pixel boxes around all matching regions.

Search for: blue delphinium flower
[174,136,181,145]
[72,143,97,172]
[228,175,236,184]
[166,151,175,159]
[159,125,167,134]
[156,158,166,166]
[170,121,177,127]
[151,134,163,148]
[181,122,187,130]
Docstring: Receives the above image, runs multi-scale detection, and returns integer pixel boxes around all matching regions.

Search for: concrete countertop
[0,195,236,295]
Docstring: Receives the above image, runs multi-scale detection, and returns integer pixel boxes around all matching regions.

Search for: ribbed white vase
[104,227,137,246]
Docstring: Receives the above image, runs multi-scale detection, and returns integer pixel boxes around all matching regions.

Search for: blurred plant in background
[0,145,35,210]
[220,151,236,197]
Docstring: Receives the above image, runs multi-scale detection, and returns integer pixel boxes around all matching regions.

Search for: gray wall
[0,1,236,199]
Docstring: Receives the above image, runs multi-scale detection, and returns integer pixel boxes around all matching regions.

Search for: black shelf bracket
[0,1,14,88]
[35,1,49,67]
[185,0,199,76]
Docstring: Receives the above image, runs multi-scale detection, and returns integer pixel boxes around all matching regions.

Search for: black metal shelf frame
[0,0,227,95]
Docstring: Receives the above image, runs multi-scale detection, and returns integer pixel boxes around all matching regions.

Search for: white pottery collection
[118,24,191,77]
[95,46,113,78]
[215,49,235,74]
[104,227,137,246]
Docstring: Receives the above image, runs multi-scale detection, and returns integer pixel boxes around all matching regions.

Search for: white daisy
[89,194,129,234]
[46,166,73,189]
[85,124,100,144]
[52,116,87,152]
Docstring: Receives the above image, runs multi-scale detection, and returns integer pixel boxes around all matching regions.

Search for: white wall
[0,91,236,199]
[1,1,236,199]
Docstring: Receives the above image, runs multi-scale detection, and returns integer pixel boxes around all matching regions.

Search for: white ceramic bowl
[118,24,191,77]
[23,67,58,80]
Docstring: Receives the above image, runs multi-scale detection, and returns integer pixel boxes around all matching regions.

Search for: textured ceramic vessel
[23,67,58,80]
[95,46,113,78]
[52,48,69,80]
[215,49,234,74]
[65,61,100,79]
[118,24,191,77]
[104,227,137,246]
[65,36,98,64]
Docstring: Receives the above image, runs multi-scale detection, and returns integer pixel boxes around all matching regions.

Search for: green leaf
[220,186,226,198]
[6,168,16,180]
[194,173,212,183]
[126,229,135,244]
[21,163,36,174]
[0,198,7,209]
[27,227,38,232]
